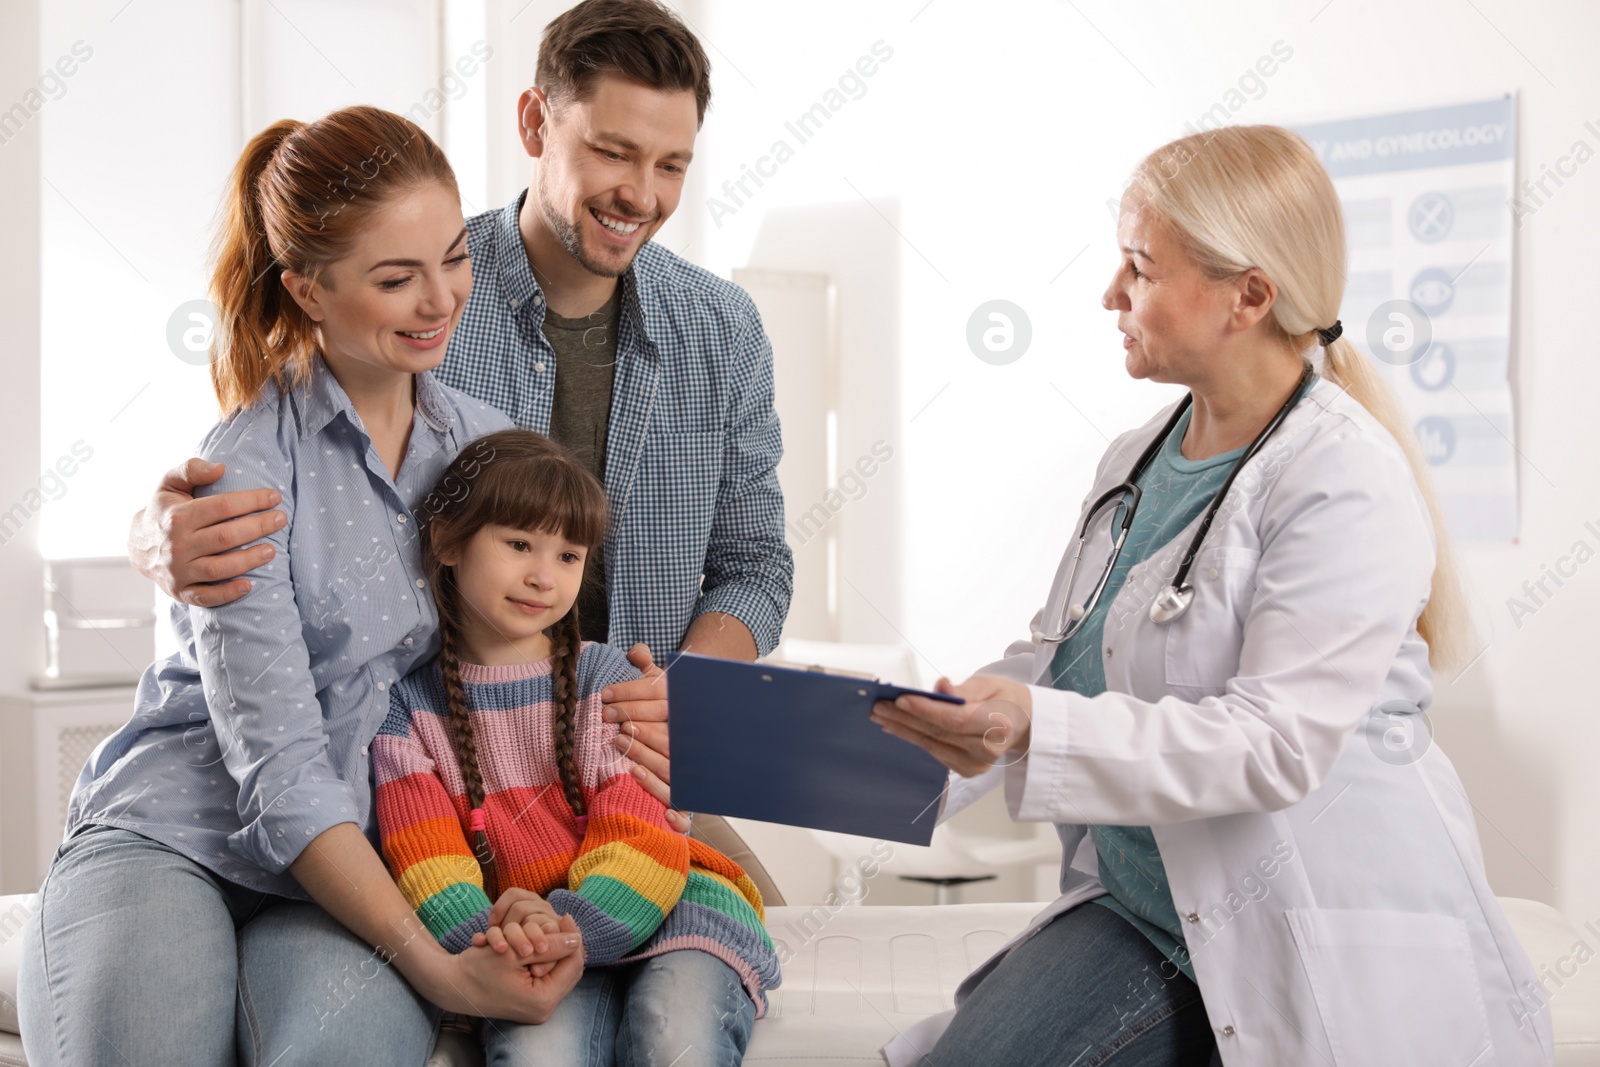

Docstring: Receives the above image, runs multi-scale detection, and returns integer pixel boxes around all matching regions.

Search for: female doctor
[869,126,1555,1067]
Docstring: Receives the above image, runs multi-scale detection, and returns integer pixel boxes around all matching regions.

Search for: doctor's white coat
[886,379,1553,1067]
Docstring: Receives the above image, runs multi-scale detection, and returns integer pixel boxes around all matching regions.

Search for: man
[129,0,790,828]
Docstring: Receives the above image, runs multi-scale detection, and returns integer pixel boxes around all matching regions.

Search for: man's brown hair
[536,0,712,125]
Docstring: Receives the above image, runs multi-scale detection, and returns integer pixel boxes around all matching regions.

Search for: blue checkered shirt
[436,192,793,657]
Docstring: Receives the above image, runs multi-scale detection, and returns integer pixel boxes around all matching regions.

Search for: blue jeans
[18,824,440,1066]
[484,948,755,1067]
[928,901,1218,1067]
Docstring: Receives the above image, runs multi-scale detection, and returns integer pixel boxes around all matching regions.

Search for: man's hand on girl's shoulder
[600,643,688,829]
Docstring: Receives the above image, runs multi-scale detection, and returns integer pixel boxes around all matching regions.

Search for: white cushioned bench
[2,896,1595,1065]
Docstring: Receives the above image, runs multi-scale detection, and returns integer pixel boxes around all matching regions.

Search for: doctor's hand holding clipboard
[869,674,1033,779]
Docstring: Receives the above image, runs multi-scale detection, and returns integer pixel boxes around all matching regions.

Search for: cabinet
[0,687,134,893]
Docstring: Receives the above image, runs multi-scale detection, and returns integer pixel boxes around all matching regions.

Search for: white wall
[689,0,1600,922]
[0,0,45,693]
[742,200,906,650]
[35,0,508,561]
[36,1,241,561]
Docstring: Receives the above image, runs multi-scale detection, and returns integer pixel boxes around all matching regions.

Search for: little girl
[373,428,779,1066]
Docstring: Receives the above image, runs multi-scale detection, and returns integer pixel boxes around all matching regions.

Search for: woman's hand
[871,674,1033,777]
[425,915,585,1024]
[600,644,691,832]
[289,824,580,1021]
[471,887,563,965]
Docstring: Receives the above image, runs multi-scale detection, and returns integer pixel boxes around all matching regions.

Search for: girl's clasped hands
[472,887,576,979]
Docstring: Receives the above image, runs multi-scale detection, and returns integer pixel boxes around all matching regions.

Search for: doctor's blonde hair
[1130,125,1472,671]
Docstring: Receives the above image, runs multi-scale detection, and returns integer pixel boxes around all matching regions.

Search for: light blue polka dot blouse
[65,358,512,900]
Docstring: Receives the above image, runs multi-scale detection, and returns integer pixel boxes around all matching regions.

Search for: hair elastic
[468,806,497,898]
[1316,320,1343,346]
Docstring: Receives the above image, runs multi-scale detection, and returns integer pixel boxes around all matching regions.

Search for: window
[39,0,487,558]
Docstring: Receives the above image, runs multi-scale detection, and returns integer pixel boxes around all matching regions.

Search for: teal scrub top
[1045,401,1255,983]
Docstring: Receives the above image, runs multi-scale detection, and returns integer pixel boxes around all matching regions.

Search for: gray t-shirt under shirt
[540,289,619,643]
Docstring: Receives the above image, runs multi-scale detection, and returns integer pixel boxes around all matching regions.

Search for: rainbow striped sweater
[373,642,781,1015]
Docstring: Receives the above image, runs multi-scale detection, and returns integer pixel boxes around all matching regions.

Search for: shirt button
[1208,567,1219,580]
[361,745,369,756]
[1186,912,1199,923]
[534,361,547,372]
[415,579,426,588]
[510,297,521,309]
[1105,646,1113,658]
[404,637,414,645]
[1222,1025,1236,1037]
[396,514,407,524]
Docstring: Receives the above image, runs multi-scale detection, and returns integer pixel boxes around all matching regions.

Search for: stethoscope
[1033,363,1316,644]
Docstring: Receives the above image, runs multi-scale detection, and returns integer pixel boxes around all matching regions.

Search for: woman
[865,126,1554,1066]
[18,107,581,1065]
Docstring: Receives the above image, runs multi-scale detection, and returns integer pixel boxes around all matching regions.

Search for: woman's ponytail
[209,120,315,416]
[1319,335,1473,668]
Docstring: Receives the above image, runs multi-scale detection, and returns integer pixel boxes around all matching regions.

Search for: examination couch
[1,892,1597,1065]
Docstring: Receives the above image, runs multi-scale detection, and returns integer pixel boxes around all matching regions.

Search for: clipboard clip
[759,657,879,682]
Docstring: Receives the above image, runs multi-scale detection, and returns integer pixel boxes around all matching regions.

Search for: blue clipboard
[662,652,962,845]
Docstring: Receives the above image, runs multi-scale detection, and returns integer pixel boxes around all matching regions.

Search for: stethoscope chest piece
[1149,583,1194,624]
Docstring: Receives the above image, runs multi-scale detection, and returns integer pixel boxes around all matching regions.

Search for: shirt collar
[414,370,455,433]
[495,189,653,349]
[293,357,456,441]
[494,190,543,315]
